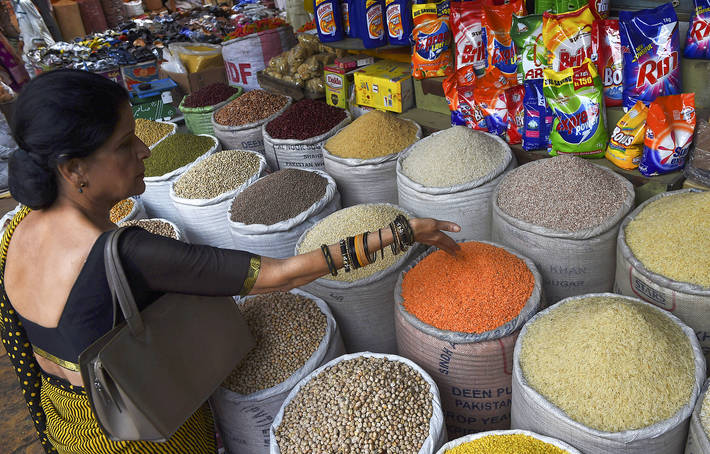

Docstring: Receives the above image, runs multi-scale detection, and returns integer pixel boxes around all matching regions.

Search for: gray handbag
[79,227,255,442]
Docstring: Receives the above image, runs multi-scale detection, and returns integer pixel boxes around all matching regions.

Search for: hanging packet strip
[412,1,455,78]
[511,14,546,82]
[522,79,553,151]
[619,4,681,111]
[315,0,344,42]
[605,101,648,170]
[482,2,517,79]
[361,0,388,48]
[542,5,599,72]
[685,0,710,59]
[506,84,525,144]
[451,0,486,84]
[474,68,519,138]
[385,0,413,46]
[599,19,623,107]
[640,93,696,176]
[544,59,608,158]
[443,69,488,130]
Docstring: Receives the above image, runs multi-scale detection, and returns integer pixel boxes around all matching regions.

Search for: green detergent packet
[511,15,547,82]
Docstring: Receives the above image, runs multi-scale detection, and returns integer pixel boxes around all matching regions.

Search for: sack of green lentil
[262,100,352,171]
[436,430,582,454]
[210,290,345,454]
[322,111,422,207]
[141,133,220,224]
[491,156,635,304]
[227,169,340,258]
[211,90,292,155]
[169,150,267,248]
[511,293,706,454]
[295,203,422,353]
[395,241,543,437]
[179,85,243,136]
[111,196,146,225]
[269,352,447,454]
[135,118,177,150]
[397,127,515,243]
[685,378,710,454]
[614,189,710,362]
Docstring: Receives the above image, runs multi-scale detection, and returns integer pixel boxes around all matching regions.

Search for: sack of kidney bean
[214,90,290,127]
[265,100,347,141]
[183,83,241,108]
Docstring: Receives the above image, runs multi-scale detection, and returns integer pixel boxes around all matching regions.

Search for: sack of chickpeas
[210,290,345,454]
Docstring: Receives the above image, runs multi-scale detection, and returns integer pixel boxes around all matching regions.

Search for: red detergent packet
[483,2,518,79]
[506,84,525,144]
[443,70,488,130]
[474,68,519,138]
[543,5,600,72]
[485,0,526,16]
[451,0,486,85]
[599,19,622,107]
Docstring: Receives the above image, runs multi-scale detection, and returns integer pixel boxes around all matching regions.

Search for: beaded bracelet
[339,239,351,272]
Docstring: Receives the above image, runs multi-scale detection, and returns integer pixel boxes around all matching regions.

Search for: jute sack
[212,97,292,155]
[685,378,710,454]
[614,189,710,362]
[295,204,421,354]
[491,163,635,304]
[114,196,147,224]
[227,170,340,258]
[269,352,448,454]
[262,110,352,171]
[511,293,706,454]
[395,241,543,437]
[211,290,345,454]
[147,120,177,150]
[142,134,220,225]
[322,120,422,207]
[169,151,267,247]
[397,130,515,242]
[436,430,582,453]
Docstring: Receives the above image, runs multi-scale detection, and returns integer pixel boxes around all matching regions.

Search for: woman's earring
[79,182,86,193]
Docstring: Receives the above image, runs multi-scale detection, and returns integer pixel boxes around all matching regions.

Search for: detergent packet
[619,4,681,111]
[506,84,525,144]
[412,1,455,78]
[605,101,648,170]
[639,93,696,176]
[522,79,553,150]
[361,0,388,48]
[685,0,710,59]
[315,0,345,42]
[511,14,546,82]
[486,0,526,16]
[599,19,623,107]
[385,0,413,45]
[482,2,517,79]
[451,0,486,84]
[443,70,488,130]
[544,59,608,158]
[474,68,519,138]
[342,0,353,37]
[543,5,599,72]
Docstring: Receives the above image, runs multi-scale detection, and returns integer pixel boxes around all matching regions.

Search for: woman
[2,70,460,454]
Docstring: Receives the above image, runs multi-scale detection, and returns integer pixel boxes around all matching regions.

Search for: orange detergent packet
[485,0,526,16]
[473,67,519,138]
[443,69,488,130]
[412,1,455,79]
[482,2,517,79]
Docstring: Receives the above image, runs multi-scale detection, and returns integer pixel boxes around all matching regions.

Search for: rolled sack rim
[512,292,706,444]
[436,429,582,454]
[491,161,636,240]
[394,240,543,344]
[146,120,177,151]
[144,134,219,183]
[211,96,293,133]
[617,188,710,296]
[262,109,353,147]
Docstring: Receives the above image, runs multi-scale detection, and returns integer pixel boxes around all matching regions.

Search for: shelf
[324,38,406,52]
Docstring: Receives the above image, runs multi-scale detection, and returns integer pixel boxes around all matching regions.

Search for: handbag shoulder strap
[104,227,145,336]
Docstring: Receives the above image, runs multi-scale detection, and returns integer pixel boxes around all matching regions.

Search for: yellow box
[354,60,414,113]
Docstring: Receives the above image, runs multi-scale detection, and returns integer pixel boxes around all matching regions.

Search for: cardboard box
[120,59,159,91]
[334,54,375,71]
[324,65,355,109]
[353,61,414,113]
[159,65,227,94]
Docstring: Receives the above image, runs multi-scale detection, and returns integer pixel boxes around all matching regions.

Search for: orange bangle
[355,234,368,267]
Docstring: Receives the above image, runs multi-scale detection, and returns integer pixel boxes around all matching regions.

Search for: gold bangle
[355,234,368,267]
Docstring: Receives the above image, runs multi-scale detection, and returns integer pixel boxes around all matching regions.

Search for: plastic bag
[685,0,710,59]
[443,70,488,131]
[599,19,623,107]
[522,79,553,151]
[605,101,648,170]
[172,43,223,74]
[305,77,325,93]
[474,68,518,139]
[412,1,454,79]
[385,0,413,46]
[543,5,599,72]
[482,2,517,79]
[685,120,710,186]
[360,0,387,48]
[506,84,524,144]
[315,0,345,43]
[451,0,486,84]
[511,14,546,82]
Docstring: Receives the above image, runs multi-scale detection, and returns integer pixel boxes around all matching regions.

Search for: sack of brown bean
[269,352,447,454]
[211,90,292,155]
[397,127,515,243]
[141,133,220,225]
[436,430,582,454]
[614,189,710,362]
[295,203,422,353]
[179,85,243,136]
[169,150,267,247]
[210,290,345,454]
[227,169,340,258]
[121,218,185,241]
[685,378,710,454]
[322,111,422,207]
[262,100,352,171]
[491,156,635,304]
[110,197,146,225]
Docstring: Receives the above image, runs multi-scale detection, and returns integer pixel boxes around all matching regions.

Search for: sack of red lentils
[179,85,243,136]
[436,430,582,453]
[685,378,710,454]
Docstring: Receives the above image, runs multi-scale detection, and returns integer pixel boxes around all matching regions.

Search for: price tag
[161,91,173,104]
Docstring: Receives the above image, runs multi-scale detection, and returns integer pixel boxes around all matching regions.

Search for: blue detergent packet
[522,79,553,151]
[685,0,710,58]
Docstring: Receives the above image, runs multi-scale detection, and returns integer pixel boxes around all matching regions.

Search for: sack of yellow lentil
[211,290,345,454]
[436,429,582,454]
[111,197,146,225]
[322,111,422,207]
[135,119,177,150]
[615,189,710,363]
[395,241,542,437]
[685,378,710,454]
[511,293,705,454]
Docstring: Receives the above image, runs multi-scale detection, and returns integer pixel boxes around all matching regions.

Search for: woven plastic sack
[685,379,710,454]
[123,217,186,242]
[123,0,143,17]
[221,26,297,91]
[228,170,340,258]
[322,120,422,207]
[436,430,582,453]
[614,189,710,361]
[395,241,542,436]
[491,162,635,304]
[511,293,706,454]
[179,89,242,136]
[169,150,267,248]
[142,134,220,227]
[212,97,292,156]
[76,0,107,34]
[211,289,345,454]
[397,130,514,243]
[262,111,352,171]
[269,352,447,454]
[147,120,177,150]
[685,120,710,187]
[99,0,126,28]
[114,196,147,225]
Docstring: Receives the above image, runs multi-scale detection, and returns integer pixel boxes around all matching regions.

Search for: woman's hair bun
[8,148,57,210]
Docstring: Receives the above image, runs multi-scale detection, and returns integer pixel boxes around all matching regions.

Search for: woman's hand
[409,218,461,256]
